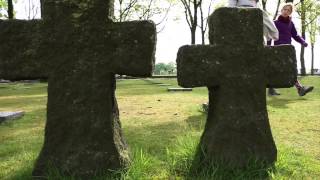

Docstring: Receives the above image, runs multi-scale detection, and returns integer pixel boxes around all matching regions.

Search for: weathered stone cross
[177,8,297,168]
[0,0,156,177]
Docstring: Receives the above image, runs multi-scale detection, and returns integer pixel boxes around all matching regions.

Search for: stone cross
[0,0,156,178]
[177,8,297,168]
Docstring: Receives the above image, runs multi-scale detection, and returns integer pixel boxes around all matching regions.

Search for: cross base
[194,86,277,169]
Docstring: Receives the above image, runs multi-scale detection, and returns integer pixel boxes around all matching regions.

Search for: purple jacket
[267,16,307,46]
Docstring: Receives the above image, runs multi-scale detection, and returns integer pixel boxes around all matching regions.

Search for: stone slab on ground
[158,84,171,86]
[167,87,193,92]
[0,111,25,123]
[0,79,11,83]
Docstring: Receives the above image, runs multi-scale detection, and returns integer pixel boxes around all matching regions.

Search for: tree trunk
[191,0,198,45]
[7,0,13,19]
[199,0,205,45]
[262,0,267,11]
[191,27,196,44]
[300,46,306,75]
[273,0,281,20]
[311,43,314,75]
[300,0,306,76]
[201,29,205,45]
[40,0,44,18]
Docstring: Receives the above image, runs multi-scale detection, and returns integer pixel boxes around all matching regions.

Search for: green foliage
[114,0,172,23]
[296,0,320,43]
[0,0,8,18]
[0,0,6,7]
[154,62,176,75]
[0,0,17,19]
[305,0,320,44]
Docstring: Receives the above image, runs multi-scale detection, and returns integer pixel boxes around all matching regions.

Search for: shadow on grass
[141,79,164,85]
[116,84,169,96]
[267,97,307,109]
[185,114,206,131]
[6,166,34,180]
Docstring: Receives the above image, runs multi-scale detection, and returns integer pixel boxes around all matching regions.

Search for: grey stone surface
[0,79,11,83]
[158,84,171,86]
[0,111,24,123]
[177,7,297,168]
[0,0,156,178]
[167,87,193,91]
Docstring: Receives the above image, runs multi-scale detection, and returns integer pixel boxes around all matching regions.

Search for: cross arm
[177,45,222,88]
[108,21,156,77]
[0,20,48,80]
[264,45,297,88]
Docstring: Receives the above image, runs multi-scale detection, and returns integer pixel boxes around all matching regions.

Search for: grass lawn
[0,76,319,179]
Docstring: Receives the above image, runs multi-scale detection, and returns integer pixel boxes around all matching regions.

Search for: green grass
[0,77,319,179]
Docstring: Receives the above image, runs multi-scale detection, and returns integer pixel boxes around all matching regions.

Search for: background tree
[114,0,172,33]
[178,0,216,45]
[199,0,214,45]
[273,0,282,20]
[296,0,320,75]
[154,62,176,75]
[296,0,308,75]
[307,20,317,75]
[25,0,39,19]
[179,0,202,44]
[0,0,8,18]
[7,0,13,19]
[304,0,320,74]
[261,0,267,11]
[115,0,138,22]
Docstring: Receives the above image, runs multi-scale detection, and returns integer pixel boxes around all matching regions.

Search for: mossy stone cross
[177,8,297,168]
[0,0,156,178]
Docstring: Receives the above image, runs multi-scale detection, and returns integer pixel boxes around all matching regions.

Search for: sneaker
[268,88,280,96]
[298,86,314,96]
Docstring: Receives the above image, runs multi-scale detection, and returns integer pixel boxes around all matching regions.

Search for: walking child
[267,3,314,96]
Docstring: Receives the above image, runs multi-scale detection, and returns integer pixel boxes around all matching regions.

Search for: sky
[13,0,320,71]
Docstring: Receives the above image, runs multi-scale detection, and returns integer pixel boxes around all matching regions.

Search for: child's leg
[294,80,303,89]
[295,79,314,96]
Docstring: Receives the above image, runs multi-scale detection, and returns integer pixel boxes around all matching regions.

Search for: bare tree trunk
[262,0,267,11]
[311,43,314,75]
[191,27,196,44]
[7,0,13,19]
[191,0,198,45]
[181,0,201,44]
[300,0,307,76]
[300,46,306,75]
[40,0,44,18]
[199,0,205,45]
[273,0,281,20]
[28,0,31,19]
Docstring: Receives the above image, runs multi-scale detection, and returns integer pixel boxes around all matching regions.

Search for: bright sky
[13,0,320,71]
